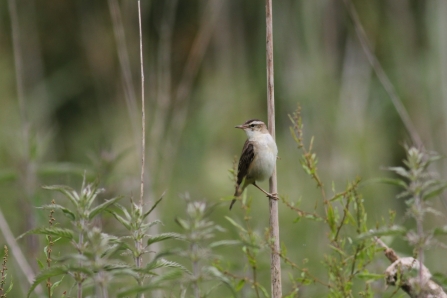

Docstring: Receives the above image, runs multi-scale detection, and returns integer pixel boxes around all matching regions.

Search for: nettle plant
[21,178,186,298]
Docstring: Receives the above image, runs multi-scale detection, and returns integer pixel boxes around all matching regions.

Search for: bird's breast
[249,134,278,181]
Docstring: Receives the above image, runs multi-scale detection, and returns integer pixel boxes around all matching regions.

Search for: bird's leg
[253,182,278,200]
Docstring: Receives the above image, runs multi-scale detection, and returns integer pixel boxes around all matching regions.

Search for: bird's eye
[250,124,255,128]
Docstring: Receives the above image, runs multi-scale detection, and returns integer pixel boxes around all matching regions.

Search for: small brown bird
[230,119,278,210]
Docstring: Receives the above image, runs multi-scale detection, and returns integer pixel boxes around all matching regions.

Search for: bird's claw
[267,193,279,200]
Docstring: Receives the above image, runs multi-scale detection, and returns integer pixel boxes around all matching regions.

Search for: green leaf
[205,266,237,297]
[151,269,183,285]
[37,204,76,221]
[258,284,269,298]
[370,177,408,189]
[37,258,45,270]
[432,272,447,288]
[304,214,324,221]
[329,245,347,257]
[143,259,191,275]
[103,264,139,279]
[112,203,133,222]
[147,233,183,246]
[27,266,68,297]
[53,253,89,263]
[357,226,406,240]
[143,192,165,220]
[235,279,245,291]
[107,210,131,230]
[88,196,123,220]
[4,276,13,295]
[117,284,161,297]
[225,216,247,233]
[18,227,74,240]
[433,226,447,235]
[50,275,65,295]
[355,272,384,280]
[388,167,410,179]
[42,185,79,206]
[209,240,241,248]
[327,204,336,235]
[284,290,299,298]
[0,169,17,182]
[423,183,447,200]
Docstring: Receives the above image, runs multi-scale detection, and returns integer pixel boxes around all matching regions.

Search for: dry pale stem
[265,0,282,296]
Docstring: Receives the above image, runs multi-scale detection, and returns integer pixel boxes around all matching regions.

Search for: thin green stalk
[137,1,146,296]
[191,243,200,298]
[77,231,83,298]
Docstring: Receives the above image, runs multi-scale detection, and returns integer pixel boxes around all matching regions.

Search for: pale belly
[249,151,276,181]
[248,135,277,182]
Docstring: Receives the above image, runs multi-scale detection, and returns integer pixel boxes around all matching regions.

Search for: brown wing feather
[231,140,255,210]
[237,140,255,185]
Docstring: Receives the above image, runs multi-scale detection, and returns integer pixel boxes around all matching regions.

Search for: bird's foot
[267,193,279,200]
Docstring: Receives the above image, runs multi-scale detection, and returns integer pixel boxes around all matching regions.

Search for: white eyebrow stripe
[246,120,264,126]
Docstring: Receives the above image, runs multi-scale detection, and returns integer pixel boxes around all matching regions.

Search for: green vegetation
[1,1,447,297]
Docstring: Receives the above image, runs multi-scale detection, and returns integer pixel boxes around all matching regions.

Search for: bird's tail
[229,187,242,210]
[229,199,236,210]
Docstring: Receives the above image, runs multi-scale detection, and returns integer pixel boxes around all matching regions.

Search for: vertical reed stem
[265,0,282,297]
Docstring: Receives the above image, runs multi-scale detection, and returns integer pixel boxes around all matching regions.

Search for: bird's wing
[237,140,255,185]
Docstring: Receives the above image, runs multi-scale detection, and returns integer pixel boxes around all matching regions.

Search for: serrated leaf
[147,220,163,228]
[143,259,191,275]
[151,269,183,285]
[37,204,76,220]
[103,265,139,279]
[147,233,183,246]
[18,227,74,240]
[27,266,68,297]
[88,196,123,220]
[42,185,79,206]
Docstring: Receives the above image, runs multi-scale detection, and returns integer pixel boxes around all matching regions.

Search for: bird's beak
[235,124,246,129]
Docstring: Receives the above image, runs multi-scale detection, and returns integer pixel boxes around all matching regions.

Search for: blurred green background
[1,0,447,296]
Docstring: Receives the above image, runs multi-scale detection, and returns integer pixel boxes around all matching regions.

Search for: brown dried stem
[265,0,282,297]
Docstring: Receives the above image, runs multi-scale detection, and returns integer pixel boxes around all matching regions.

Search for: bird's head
[235,119,269,138]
